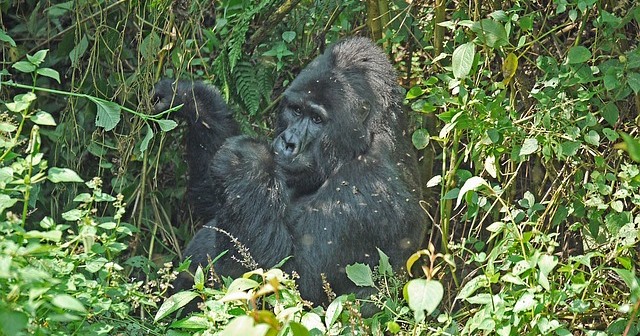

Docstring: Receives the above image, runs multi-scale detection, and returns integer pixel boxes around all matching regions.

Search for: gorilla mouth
[273,148,315,174]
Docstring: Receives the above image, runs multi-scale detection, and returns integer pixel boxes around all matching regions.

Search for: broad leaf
[456,176,489,208]
[282,31,296,43]
[155,119,178,132]
[69,35,88,67]
[567,46,591,64]
[51,294,87,313]
[412,128,430,149]
[138,124,153,154]
[452,42,475,79]
[90,97,121,131]
[345,263,374,287]
[0,29,16,47]
[154,291,199,322]
[471,19,508,48]
[48,167,84,183]
[403,279,443,322]
[37,68,61,83]
[31,111,57,126]
[520,138,538,156]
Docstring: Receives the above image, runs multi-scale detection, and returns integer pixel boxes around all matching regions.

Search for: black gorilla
[154,37,428,305]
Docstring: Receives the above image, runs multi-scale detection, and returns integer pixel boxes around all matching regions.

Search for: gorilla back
[155,37,428,306]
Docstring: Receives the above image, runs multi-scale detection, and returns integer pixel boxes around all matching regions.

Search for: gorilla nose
[275,133,299,157]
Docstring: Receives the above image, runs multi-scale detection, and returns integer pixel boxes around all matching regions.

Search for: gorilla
[154,37,428,306]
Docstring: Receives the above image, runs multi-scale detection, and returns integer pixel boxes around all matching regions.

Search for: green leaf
[412,128,430,149]
[154,291,199,322]
[169,315,209,329]
[138,124,153,154]
[86,257,108,273]
[560,141,581,158]
[69,35,88,67]
[513,292,537,312]
[140,32,161,61]
[98,222,117,229]
[345,263,374,287]
[502,52,519,84]
[227,277,260,293]
[0,30,16,47]
[30,111,57,126]
[0,122,17,132]
[456,176,489,208]
[567,46,591,64]
[282,31,296,43]
[62,209,83,221]
[601,102,619,126]
[603,71,620,90]
[513,259,532,276]
[628,72,640,94]
[288,322,310,336]
[37,68,61,83]
[537,317,562,334]
[194,266,205,290]
[452,42,475,79]
[325,296,344,328]
[603,128,619,141]
[377,248,393,276]
[520,138,538,156]
[619,132,640,162]
[155,119,178,132]
[403,279,443,322]
[0,309,28,335]
[471,19,508,48]
[90,97,121,131]
[484,155,498,178]
[46,1,73,16]
[584,130,600,146]
[0,194,17,213]
[406,86,424,99]
[27,49,48,66]
[12,61,36,73]
[48,167,84,183]
[538,254,558,276]
[221,316,270,336]
[51,294,87,313]
[24,229,62,242]
[386,321,401,334]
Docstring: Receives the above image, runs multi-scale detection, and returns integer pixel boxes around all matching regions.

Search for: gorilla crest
[154,37,428,306]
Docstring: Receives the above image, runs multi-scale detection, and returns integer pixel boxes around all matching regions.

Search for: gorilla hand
[152,79,228,125]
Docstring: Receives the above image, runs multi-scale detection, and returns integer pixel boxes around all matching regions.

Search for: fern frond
[234,62,262,115]
[257,66,275,102]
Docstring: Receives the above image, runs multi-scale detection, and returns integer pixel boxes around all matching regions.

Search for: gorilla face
[272,89,328,196]
[273,91,327,163]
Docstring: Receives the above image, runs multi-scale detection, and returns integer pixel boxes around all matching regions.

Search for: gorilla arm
[185,136,294,275]
[153,80,241,220]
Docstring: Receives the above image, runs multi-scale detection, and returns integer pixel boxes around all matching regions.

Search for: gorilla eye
[292,106,302,116]
[311,115,323,124]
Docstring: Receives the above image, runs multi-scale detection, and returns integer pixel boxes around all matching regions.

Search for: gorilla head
[273,37,405,197]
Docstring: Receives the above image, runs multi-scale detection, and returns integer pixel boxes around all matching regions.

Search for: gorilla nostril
[285,142,296,154]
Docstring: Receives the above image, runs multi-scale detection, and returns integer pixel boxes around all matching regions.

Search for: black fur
[154,37,428,306]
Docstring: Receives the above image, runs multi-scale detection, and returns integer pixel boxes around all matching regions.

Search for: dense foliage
[0,0,639,335]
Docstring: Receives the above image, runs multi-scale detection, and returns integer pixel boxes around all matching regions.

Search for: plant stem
[1,81,176,120]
